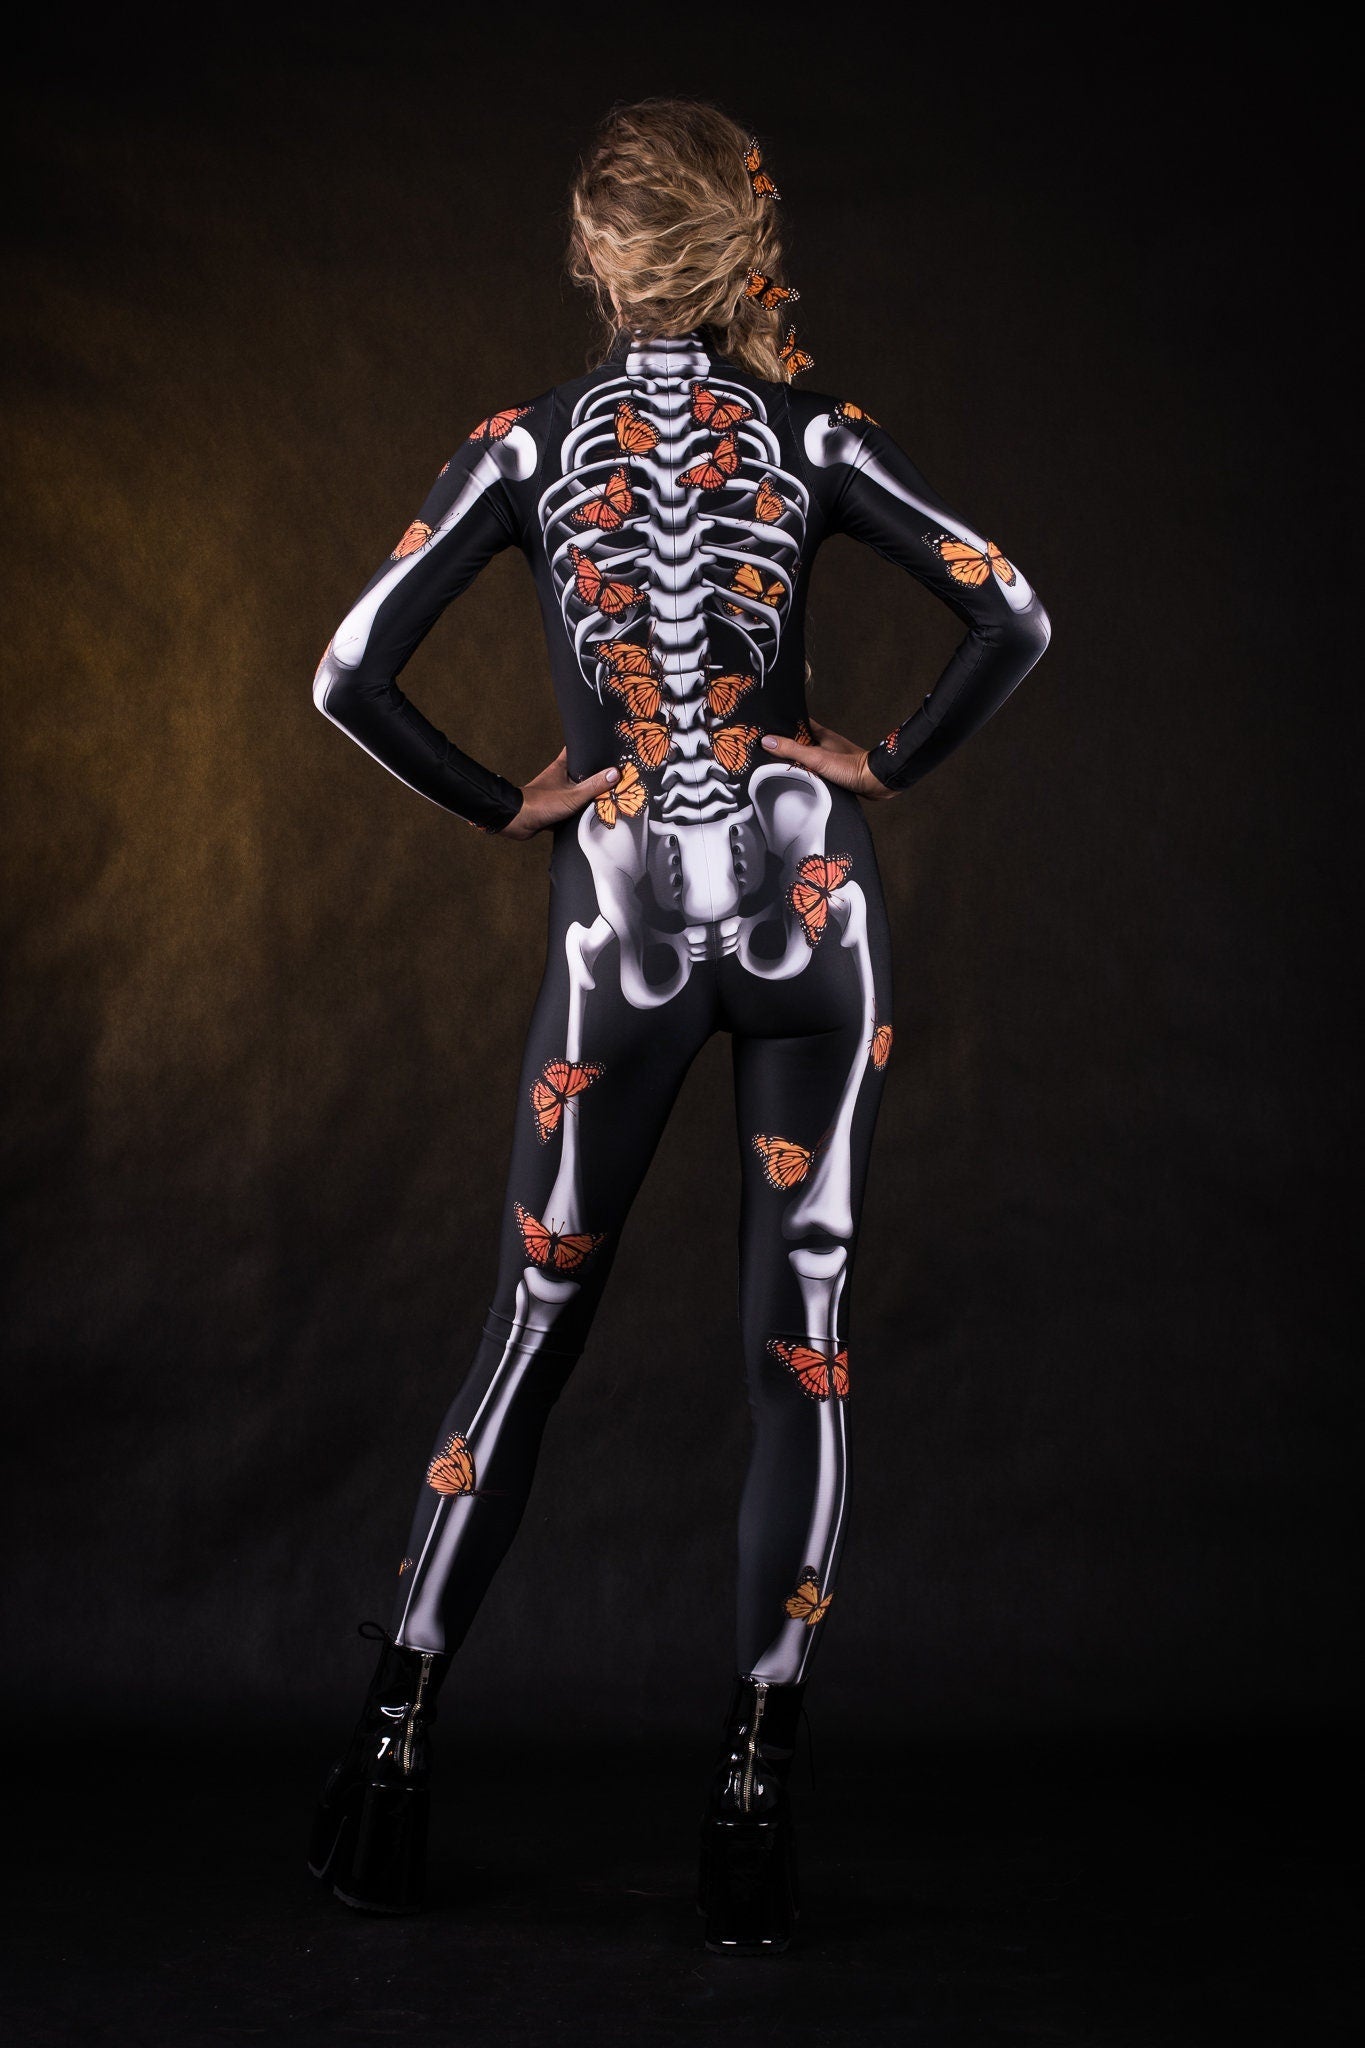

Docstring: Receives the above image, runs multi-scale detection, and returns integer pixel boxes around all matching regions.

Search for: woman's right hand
[495,749,622,841]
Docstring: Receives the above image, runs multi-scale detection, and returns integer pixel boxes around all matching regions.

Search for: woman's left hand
[759,717,899,800]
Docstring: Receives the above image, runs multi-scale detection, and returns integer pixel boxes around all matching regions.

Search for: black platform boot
[307,1622,451,1914]
[697,1675,807,1954]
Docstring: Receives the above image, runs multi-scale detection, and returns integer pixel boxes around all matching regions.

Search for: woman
[306,98,1050,1951]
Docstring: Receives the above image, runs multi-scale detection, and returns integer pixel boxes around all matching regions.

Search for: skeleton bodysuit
[314,329,1050,1683]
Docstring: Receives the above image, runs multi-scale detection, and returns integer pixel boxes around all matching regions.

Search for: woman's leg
[724,837,893,1685]
[390,882,718,1659]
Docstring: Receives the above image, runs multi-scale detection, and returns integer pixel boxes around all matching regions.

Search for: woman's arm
[818,412,1051,794]
[312,429,528,832]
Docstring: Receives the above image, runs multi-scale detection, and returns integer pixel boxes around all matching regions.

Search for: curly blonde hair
[568,99,794,382]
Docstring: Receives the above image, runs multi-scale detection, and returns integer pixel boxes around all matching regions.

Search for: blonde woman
[307,98,1050,1951]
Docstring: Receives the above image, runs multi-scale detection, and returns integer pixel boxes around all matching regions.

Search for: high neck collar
[606,327,721,366]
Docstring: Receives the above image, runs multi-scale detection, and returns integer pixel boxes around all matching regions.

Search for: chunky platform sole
[698,1813,799,1954]
[308,1779,429,1915]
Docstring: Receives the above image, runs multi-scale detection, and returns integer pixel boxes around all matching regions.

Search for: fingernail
[761,736,779,750]
[605,766,620,783]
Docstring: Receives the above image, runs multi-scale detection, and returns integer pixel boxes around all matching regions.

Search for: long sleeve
[312,431,526,832]
[830,418,1051,793]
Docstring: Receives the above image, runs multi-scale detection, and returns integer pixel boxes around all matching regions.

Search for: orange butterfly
[754,476,785,523]
[828,399,879,428]
[933,536,1017,589]
[711,723,763,775]
[426,1430,477,1497]
[615,400,659,453]
[616,716,672,769]
[705,671,755,719]
[530,1058,604,1143]
[784,1570,834,1625]
[572,465,635,532]
[569,545,644,617]
[514,1201,605,1274]
[725,562,784,613]
[691,384,753,432]
[745,269,799,309]
[794,718,814,745]
[438,461,450,477]
[788,852,853,947]
[598,652,663,719]
[678,433,740,490]
[398,1555,414,1576]
[468,405,532,442]
[391,520,432,560]
[881,726,900,756]
[594,759,648,826]
[870,1022,894,1069]
[751,1130,827,1190]
[778,326,814,376]
[744,138,779,199]
[767,1337,850,1400]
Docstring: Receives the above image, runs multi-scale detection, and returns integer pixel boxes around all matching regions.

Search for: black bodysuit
[314,329,1050,1684]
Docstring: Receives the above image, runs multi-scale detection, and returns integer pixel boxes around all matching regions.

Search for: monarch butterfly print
[398,1556,414,1577]
[751,1130,824,1190]
[705,671,755,719]
[678,433,740,491]
[597,641,663,720]
[569,545,644,618]
[783,1570,834,1626]
[615,717,672,770]
[931,535,1017,589]
[530,1059,604,1144]
[514,1201,605,1275]
[571,466,635,533]
[468,405,532,443]
[828,399,879,429]
[691,384,753,433]
[391,520,432,560]
[767,1338,850,1400]
[745,269,799,309]
[438,460,450,476]
[794,717,815,746]
[709,723,763,776]
[725,562,785,614]
[787,852,853,947]
[426,1430,477,1497]
[594,759,648,826]
[754,476,785,523]
[881,726,901,756]
[743,138,779,199]
[778,325,814,376]
[870,1021,894,1069]
[614,400,659,454]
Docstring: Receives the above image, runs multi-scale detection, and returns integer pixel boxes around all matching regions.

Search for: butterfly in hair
[767,1338,850,1400]
[745,269,799,309]
[530,1059,604,1144]
[467,405,533,442]
[778,325,814,376]
[743,138,779,199]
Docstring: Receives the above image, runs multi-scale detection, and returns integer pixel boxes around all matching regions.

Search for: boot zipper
[740,1681,769,1815]
[398,1652,435,1774]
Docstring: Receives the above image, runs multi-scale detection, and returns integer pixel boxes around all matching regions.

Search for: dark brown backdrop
[2,7,1356,1740]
